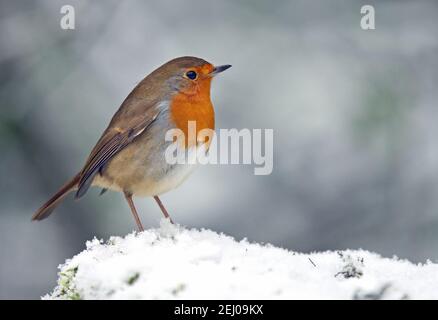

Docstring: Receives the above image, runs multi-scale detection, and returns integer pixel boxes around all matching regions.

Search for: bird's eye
[185,70,197,80]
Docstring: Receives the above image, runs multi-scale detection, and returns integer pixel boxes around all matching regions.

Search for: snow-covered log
[45,219,438,300]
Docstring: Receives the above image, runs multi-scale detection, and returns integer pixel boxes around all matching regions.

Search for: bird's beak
[210,64,232,76]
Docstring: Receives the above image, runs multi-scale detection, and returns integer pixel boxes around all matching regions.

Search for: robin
[32,56,231,231]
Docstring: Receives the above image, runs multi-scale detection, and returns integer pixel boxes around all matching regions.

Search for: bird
[32,56,231,231]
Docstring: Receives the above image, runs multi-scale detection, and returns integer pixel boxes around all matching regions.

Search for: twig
[308,257,317,267]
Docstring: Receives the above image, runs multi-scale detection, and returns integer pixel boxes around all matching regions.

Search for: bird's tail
[32,173,80,221]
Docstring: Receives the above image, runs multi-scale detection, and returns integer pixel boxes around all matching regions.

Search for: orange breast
[170,79,215,149]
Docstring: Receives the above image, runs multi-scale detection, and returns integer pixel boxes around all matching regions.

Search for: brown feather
[76,102,161,198]
[32,174,80,221]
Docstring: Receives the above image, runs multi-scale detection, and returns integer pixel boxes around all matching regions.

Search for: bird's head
[153,56,231,97]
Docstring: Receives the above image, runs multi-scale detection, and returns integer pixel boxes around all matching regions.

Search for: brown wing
[75,98,161,199]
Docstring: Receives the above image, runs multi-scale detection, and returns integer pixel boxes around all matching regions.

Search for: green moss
[54,266,82,300]
[127,272,140,285]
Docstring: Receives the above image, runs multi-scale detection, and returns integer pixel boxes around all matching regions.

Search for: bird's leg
[124,191,144,232]
[154,196,174,224]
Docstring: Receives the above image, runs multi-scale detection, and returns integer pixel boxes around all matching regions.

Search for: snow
[45,219,438,300]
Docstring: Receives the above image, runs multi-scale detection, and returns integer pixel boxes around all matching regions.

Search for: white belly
[132,144,207,196]
[93,144,207,197]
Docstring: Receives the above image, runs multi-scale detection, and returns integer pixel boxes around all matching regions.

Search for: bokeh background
[1,0,438,299]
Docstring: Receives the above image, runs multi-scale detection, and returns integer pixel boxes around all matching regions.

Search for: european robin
[32,56,231,231]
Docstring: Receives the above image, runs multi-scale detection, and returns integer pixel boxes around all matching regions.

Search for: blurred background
[1,0,438,299]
